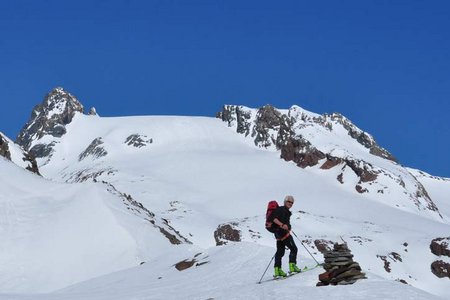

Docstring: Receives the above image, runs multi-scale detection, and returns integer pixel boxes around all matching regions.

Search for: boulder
[214,223,241,246]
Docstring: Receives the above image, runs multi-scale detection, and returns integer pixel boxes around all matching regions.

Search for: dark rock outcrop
[175,259,197,271]
[22,152,40,175]
[376,255,391,273]
[355,185,368,194]
[214,223,241,245]
[345,159,378,183]
[16,87,84,158]
[78,138,107,161]
[0,134,12,160]
[320,156,343,170]
[174,253,209,271]
[430,237,450,257]
[1,133,40,175]
[431,260,450,279]
[125,134,153,148]
[218,105,252,136]
[430,237,450,279]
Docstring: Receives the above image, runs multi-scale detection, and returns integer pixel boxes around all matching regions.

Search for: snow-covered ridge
[218,104,394,161]
[217,104,442,221]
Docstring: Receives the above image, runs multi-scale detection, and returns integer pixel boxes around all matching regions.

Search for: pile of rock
[317,243,366,286]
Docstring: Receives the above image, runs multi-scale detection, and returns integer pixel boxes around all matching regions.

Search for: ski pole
[257,253,275,284]
[291,231,321,266]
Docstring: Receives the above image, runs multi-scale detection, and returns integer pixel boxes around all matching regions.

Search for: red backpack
[265,200,279,232]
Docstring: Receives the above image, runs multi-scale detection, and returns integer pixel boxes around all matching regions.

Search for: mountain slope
[218,104,443,221]
[17,112,450,296]
[0,243,441,300]
[2,88,449,298]
[1,243,443,300]
[0,157,186,293]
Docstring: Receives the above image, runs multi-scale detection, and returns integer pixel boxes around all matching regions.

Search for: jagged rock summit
[16,87,85,160]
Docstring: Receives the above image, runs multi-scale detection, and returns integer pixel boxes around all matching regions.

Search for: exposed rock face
[79,138,108,161]
[345,159,378,182]
[430,237,450,257]
[125,134,153,148]
[214,223,241,246]
[431,260,450,279]
[16,87,84,159]
[317,243,366,286]
[0,134,12,160]
[22,152,40,175]
[430,237,450,279]
[0,132,40,175]
[218,105,252,136]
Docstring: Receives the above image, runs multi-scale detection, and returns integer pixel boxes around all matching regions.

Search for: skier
[269,195,301,277]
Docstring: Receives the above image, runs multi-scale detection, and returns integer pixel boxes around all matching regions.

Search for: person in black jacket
[269,195,300,277]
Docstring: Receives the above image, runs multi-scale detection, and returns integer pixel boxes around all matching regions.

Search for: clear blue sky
[1,0,449,177]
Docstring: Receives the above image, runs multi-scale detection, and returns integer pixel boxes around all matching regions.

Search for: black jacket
[269,206,292,238]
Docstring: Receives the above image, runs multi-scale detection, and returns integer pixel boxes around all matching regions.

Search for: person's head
[284,195,294,208]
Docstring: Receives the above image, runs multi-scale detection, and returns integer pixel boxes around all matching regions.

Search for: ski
[257,264,321,284]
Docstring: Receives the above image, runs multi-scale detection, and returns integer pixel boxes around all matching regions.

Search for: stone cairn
[317,242,366,286]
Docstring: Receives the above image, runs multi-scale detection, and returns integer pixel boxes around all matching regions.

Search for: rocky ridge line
[217,104,441,218]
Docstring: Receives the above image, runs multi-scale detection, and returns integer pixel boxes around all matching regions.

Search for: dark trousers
[274,235,298,268]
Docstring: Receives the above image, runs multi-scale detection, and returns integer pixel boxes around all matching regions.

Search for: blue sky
[1,0,449,177]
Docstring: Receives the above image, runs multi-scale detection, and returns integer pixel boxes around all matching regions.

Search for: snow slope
[1,103,449,299]
[27,112,450,297]
[0,157,179,293]
[0,243,443,300]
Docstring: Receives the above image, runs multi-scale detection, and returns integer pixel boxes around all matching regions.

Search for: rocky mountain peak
[217,104,441,219]
[16,87,84,159]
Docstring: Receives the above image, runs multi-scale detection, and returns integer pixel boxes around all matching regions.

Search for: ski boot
[289,262,301,274]
[274,266,287,278]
